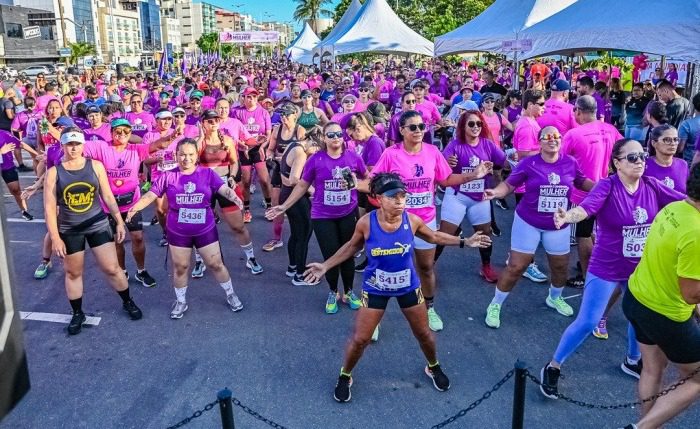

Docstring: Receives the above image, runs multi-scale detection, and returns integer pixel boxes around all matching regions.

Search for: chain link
[526,365,700,410]
[232,398,289,429]
[429,370,514,429]
[165,399,220,429]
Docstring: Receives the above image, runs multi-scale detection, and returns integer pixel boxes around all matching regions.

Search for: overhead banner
[219,31,279,44]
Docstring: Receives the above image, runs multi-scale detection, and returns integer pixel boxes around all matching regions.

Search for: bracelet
[459,233,465,248]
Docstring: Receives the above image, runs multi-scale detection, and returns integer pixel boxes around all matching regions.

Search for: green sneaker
[427,307,443,332]
[34,260,51,279]
[140,181,151,193]
[371,324,379,342]
[546,296,574,317]
[343,290,361,310]
[325,292,338,314]
[485,303,501,329]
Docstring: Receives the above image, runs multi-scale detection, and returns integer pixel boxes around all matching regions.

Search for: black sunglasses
[617,152,648,163]
[325,131,343,139]
[467,121,482,128]
[403,123,426,132]
[404,99,417,104]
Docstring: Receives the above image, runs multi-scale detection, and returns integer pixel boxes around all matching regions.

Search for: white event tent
[434,0,578,57]
[313,0,363,61]
[317,0,433,60]
[522,0,700,63]
[284,23,321,64]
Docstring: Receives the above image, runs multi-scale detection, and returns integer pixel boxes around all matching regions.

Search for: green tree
[293,0,333,34]
[196,32,219,53]
[332,0,355,24]
[67,41,96,65]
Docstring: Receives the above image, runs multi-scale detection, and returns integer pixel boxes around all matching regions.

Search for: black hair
[399,110,422,127]
[176,138,198,153]
[692,93,700,112]
[400,91,415,103]
[610,138,639,173]
[577,76,594,89]
[632,82,644,90]
[647,101,668,124]
[687,163,700,201]
[523,89,545,109]
[74,103,89,119]
[369,172,403,197]
[650,124,676,142]
[322,121,341,133]
[367,101,387,125]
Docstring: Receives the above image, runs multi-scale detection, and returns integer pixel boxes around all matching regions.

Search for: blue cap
[551,79,570,92]
[53,116,75,128]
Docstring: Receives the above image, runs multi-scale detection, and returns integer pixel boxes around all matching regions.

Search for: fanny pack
[115,191,135,207]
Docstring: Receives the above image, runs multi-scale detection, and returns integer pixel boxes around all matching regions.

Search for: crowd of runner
[1,57,698,428]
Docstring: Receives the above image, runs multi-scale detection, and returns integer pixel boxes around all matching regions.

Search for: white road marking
[6,218,152,227]
[10,240,34,244]
[20,311,101,326]
[563,293,582,301]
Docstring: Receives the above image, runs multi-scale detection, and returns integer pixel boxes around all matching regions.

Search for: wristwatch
[459,233,465,248]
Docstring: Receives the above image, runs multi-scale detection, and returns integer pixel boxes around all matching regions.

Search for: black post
[512,360,527,429]
[218,388,235,429]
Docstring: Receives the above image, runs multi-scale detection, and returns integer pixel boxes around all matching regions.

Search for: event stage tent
[318,0,434,59]
[521,0,700,63]
[313,0,363,61]
[285,23,321,64]
[434,0,578,57]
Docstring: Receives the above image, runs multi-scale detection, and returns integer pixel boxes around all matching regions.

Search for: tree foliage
[196,33,219,53]
[68,42,96,65]
[293,0,333,33]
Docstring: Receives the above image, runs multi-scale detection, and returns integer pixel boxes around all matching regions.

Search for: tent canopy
[522,0,700,63]
[285,22,321,64]
[313,0,363,59]
[434,0,577,57]
[319,0,433,58]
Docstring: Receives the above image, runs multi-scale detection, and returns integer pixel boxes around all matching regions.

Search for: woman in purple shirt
[539,138,685,400]
[645,124,689,194]
[267,122,368,313]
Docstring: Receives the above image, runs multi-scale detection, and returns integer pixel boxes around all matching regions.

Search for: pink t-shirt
[36,94,60,113]
[353,99,371,112]
[561,121,623,204]
[482,113,505,148]
[125,111,156,138]
[414,100,441,127]
[219,117,252,142]
[537,98,577,136]
[372,143,452,222]
[142,130,184,181]
[232,106,271,137]
[83,123,112,142]
[512,115,542,193]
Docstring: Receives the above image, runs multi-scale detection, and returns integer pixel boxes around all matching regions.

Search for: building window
[6,23,23,38]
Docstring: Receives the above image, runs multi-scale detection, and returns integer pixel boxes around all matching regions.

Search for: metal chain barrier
[429,370,515,429]
[232,398,290,429]
[166,399,220,429]
[525,365,700,410]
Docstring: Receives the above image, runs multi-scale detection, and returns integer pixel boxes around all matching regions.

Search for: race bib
[375,268,411,291]
[324,190,350,206]
[132,124,146,131]
[157,159,178,172]
[623,235,646,258]
[460,179,484,193]
[537,196,567,213]
[178,208,206,224]
[379,93,389,100]
[405,191,432,209]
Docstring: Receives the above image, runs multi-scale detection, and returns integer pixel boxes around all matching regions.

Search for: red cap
[242,87,259,96]
[198,82,210,91]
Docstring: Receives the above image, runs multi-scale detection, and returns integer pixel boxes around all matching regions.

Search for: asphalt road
[1,171,698,429]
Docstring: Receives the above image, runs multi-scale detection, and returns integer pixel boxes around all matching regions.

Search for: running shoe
[620,357,643,380]
[569,236,578,246]
[21,210,34,221]
[371,324,379,342]
[539,363,560,399]
[159,234,168,247]
[150,215,159,225]
[191,261,206,278]
[491,223,501,237]
[354,258,368,272]
[523,263,548,283]
[479,263,499,283]
[618,425,638,429]
[292,274,320,286]
[122,299,143,320]
[262,239,283,252]
[124,270,129,281]
[226,293,243,312]
[140,181,151,193]
[592,317,609,339]
[34,260,51,279]
[243,210,252,223]
[325,292,339,314]
[566,274,585,289]
[343,290,361,310]
[424,364,450,391]
[334,374,352,403]
[67,311,86,335]
[285,265,297,278]
[354,249,364,258]
[215,214,221,224]
[546,296,574,317]
[246,257,264,275]
[434,193,443,206]
[135,270,157,288]
[170,301,188,319]
[250,183,256,194]
[495,198,509,210]
[427,308,443,332]
[485,303,501,328]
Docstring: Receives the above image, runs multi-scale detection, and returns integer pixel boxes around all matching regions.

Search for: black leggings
[286,196,312,276]
[311,211,358,293]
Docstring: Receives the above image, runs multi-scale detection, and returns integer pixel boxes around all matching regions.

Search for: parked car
[53,63,66,73]
[19,65,50,77]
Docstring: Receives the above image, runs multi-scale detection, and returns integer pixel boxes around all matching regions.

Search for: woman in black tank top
[43,127,143,335]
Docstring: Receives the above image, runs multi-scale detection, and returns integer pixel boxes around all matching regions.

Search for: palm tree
[68,42,97,65]
[293,0,333,33]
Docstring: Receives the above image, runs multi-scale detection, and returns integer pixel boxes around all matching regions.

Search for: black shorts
[238,146,264,167]
[1,168,18,184]
[59,223,114,256]
[211,183,243,213]
[270,169,282,188]
[575,216,595,238]
[109,211,143,233]
[361,288,424,310]
[623,290,700,364]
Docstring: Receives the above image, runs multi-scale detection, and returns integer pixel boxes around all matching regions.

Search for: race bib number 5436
[178,208,206,224]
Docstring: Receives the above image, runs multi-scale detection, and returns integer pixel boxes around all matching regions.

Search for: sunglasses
[113,129,131,136]
[467,121,482,129]
[617,152,648,163]
[204,119,219,125]
[403,123,426,132]
[325,131,344,139]
[342,100,356,104]
[536,102,546,107]
[358,88,370,92]
[540,133,561,141]
[404,99,417,104]
[280,112,294,117]
[173,113,185,118]
[657,137,679,145]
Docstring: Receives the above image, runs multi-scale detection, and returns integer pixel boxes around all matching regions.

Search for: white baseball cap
[60,131,85,145]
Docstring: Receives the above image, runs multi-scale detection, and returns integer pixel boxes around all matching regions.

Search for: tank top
[298,109,319,131]
[279,141,301,203]
[362,211,420,296]
[199,131,232,168]
[55,159,108,233]
[275,125,300,156]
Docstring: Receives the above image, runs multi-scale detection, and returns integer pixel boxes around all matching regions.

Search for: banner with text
[219,31,279,44]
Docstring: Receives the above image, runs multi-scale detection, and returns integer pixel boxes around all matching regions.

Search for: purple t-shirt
[355,134,385,167]
[301,150,367,219]
[150,167,224,236]
[506,154,587,230]
[125,111,156,138]
[83,123,112,142]
[644,157,689,194]
[579,175,685,281]
[442,137,506,201]
[46,144,63,169]
[73,117,91,131]
[0,130,19,170]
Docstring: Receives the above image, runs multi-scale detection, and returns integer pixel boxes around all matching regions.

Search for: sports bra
[275,124,300,155]
[199,130,231,167]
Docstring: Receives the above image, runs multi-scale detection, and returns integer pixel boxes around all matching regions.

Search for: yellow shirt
[629,201,700,322]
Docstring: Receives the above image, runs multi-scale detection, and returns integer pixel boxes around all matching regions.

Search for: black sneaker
[135,270,157,288]
[618,425,638,429]
[150,215,159,226]
[620,358,643,380]
[122,299,143,320]
[21,210,34,221]
[576,261,582,273]
[424,364,450,391]
[354,259,368,273]
[491,222,501,237]
[18,164,32,172]
[539,363,560,399]
[215,214,221,224]
[566,274,585,289]
[569,236,578,246]
[285,265,297,278]
[67,312,86,335]
[495,198,509,210]
[334,374,353,402]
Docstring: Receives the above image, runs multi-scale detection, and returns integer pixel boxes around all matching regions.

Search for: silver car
[20,65,51,77]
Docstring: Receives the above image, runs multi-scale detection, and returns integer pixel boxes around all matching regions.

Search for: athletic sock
[626,356,640,365]
[428,361,439,368]
[425,296,434,309]
[117,288,131,303]
[220,279,234,295]
[340,367,352,377]
[548,285,564,300]
[244,201,250,211]
[174,286,188,303]
[491,289,509,305]
[241,242,255,259]
[69,297,83,314]
[194,250,203,263]
[264,197,272,208]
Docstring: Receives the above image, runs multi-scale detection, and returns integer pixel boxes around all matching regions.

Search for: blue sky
[207,0,340,30]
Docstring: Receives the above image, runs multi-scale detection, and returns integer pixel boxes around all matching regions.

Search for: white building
[96,0,142,66]
[161,16,181,53]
